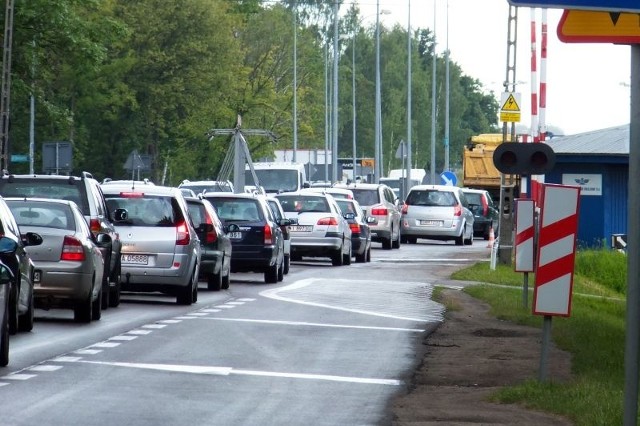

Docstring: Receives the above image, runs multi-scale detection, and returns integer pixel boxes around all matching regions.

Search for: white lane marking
[214,305,236,309]
[200,309,221,313]
[90,342,120,348]
[186,312,209,316]
[174,316,197,320]
[127,329,152,335]
[1,374,37,380]
[374,258,486,263]
[226,301,245,305]
[54,356,82,362]
[0,382,8,387]
[74,349,102,355]
[109,335,137,341]
[55,359,401,386]
[142,324,167,329]
[261,279,441,322]
[237,298,256,302]
[199,317,424,333]
[28,365,63,372]
[159,319,181,324]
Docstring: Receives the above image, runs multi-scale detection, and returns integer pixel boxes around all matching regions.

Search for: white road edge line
[198,317,424,332]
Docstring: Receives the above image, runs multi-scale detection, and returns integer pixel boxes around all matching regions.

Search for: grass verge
[449,249,628,425]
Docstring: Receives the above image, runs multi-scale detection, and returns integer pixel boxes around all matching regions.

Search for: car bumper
[290,234,342,256]
[401,218,463,239]
[230,245,277,272]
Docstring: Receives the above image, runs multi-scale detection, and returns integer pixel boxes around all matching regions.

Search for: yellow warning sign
[558,10,640,44]
[501,93,520,112]
[500,92,521,123]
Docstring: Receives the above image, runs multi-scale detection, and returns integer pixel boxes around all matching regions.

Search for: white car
[300,186,354,200]
[275,192,352,266]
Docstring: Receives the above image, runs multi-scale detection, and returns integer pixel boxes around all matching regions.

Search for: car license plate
[420,220,442,226]
[290,225,312,232]
[121,254,149,265]
[228,231,242,239]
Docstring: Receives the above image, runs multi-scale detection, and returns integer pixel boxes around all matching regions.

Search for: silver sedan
[6,198,110,322]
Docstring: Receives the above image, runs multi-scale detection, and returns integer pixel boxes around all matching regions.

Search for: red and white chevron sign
[515,198,536,273]
[533,184,581,317]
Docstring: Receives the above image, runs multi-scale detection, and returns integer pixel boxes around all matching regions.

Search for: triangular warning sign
[501,94,520,112]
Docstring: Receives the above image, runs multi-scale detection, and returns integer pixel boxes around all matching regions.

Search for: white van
[245,162,309,194]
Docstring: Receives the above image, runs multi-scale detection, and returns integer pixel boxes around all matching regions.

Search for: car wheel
[177,273,195,305]
[192,273,198,303]
[331,245,344,266]
[455,227,464,246]
[408,237,418,244]
[366,246,372,262]
[355,247,366,263]
[382,235,392,250]
[283,254,290,275]
[108,258,121,307]
[222,268,230,290]
[392,229,401,249]
[264,262,279,284]
[343,243,352,265]
[400,236,408,244]
[277,257,284,282]
[74,294,93,323]
[8,281,18,335]
[100,268,110,311]
[92,285,102,321]
[18,287,34,332]
[208,272,222,291]
[0,286,9,367]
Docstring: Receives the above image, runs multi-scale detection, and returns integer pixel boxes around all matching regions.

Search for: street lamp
[374,0,381,183]
[293,0,298,163]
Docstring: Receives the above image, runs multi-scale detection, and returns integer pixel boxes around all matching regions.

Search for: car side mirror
[95,233,112,247]
[112,208,128,222]
[23,232,43,247]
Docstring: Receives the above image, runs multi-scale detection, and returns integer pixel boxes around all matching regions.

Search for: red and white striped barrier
[515,199,535,273]
[533,184,581,317]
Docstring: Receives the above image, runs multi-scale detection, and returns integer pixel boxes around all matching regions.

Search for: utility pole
[497,5,519,264]
[0,0,15,172]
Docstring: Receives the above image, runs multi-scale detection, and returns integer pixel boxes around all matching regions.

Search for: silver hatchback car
[101,185,201,305]
[400,185,474,246]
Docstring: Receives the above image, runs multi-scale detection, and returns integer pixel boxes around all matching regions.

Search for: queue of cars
[0,171,489,367]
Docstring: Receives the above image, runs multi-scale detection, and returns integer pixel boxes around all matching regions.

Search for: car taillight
[119,192,145,198]
[264,224,274,245]
[349,223,360,234]
[371,206,388,216]
[61,236,85,261]
[317,217,338,226]
[454,204,462,217]
[205,216,217,244]
[89,218,101,235]
[176,221,190,245]
[401,203,408,214]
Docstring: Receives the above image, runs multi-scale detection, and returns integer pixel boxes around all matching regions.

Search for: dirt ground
[390,286,574,426]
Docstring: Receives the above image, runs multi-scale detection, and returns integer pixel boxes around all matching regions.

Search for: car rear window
[276,195,330,213]
[406,190,457,207]
[7,200,75,230]
[350,189,379,207]
[206,198,263,222]
[464,193,483,205]
[104,194,181,227]
[0,179,89,215]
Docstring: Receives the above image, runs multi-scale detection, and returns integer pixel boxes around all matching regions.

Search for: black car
[185,197,232,291]
[461,188,499,240]
[202,193,285,284]
[0,172,123,310]
[0,197,43,341]
[335,198,373,263]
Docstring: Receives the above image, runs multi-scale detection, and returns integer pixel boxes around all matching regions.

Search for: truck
[244,162,310,194]
[462,134,516,200]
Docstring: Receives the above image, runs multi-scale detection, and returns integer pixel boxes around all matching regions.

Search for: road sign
[508,0,640,13]
[395,140,406,159]
[440,171,457,186]
[514,199,536,273]
[10,154,28,163]
[533,184,581,317]
[500,92,521,123]
[558,10,640,43]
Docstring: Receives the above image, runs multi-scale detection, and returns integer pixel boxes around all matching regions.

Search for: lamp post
[293,0,298,163]
[352,30,357,182]
[406,0,412,194]
[374,0,381,183]
[332,1,339,183]
[430,0,437,185]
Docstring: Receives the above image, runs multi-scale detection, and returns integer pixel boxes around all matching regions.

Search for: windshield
[245,169,299,193]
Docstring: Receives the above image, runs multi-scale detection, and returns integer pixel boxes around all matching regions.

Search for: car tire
[408,237,418,244]
[74,294,93,323]
[392,230,401,249]
[355,248,367,263]
[343,243,352,265]
[455,229,464,246]
[208,272,222,291]
[277,257,284,282]
[382,235,392,250]
[101,270,110,311]
[108,258,121,308]
[8,282,18,335]
[400,236,408,244]
[0,286,9,367]
[264,262,279,284]
[366,246,372,262]
[222,269,230,290]
[331,245,344,266]
[18,290,34,332]
[177,273,195,305]
[92,285,102,321]
[283,254,290,275]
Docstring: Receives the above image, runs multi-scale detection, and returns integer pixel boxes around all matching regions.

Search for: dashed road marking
[109,335,138,341]
[28,365,63,372]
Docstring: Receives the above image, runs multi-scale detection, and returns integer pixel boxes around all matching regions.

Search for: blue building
[545,125,628,248]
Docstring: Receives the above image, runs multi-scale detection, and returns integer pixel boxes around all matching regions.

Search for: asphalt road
[0,239,489,426]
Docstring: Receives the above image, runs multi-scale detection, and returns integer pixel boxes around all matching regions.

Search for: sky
[355,0,632,136]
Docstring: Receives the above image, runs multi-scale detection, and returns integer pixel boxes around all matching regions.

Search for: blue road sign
[440,171,457,186]
[508,0,640,12]
[10,154,28,163]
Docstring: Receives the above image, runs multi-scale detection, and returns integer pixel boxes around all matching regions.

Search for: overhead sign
[558,10,640,43]
[500,92,521,123]
[440,170,457,186]
[508,0,640,13]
